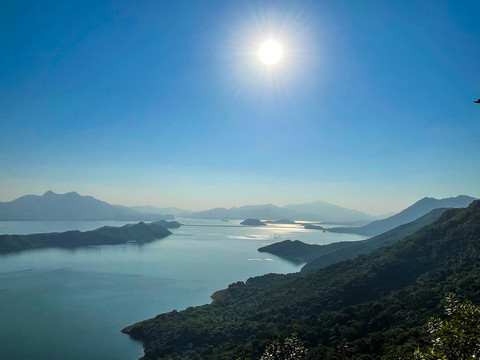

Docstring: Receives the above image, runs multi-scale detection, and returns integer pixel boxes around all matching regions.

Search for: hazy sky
[1,0,479,215]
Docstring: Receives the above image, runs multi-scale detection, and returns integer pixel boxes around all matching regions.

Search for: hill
[258,239,354,264]
[122,200,480,360]
[152,220,182,229]
[240,218,266,226]
[302,207,447,271]
[0,221,174,253]
[258,208,446,268]
[0,191,172,221]
[328,195,476,236]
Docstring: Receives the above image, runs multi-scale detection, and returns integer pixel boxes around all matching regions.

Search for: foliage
[260,334,308,360]
[415,293,480,359]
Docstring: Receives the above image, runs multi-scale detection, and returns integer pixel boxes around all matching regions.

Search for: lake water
[0,219,367,360]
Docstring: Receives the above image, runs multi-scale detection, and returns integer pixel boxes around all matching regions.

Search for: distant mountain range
[0,191,376,222]
[181,197,475,224]
[329,195,476,236]
[2,191,475,226]
[127,205,189,217]
[0,191,173,221]
[283,200,376,223]
[183,201,376,223]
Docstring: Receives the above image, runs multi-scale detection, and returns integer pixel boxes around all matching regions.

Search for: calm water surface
[0,219,366,360]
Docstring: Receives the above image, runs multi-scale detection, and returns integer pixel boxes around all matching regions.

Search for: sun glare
[258,40,283,65]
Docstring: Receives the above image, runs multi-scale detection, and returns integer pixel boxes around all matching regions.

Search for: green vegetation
[415,293,480,359]
[122,200,480,359]
[259,333,308,360]
[258,240,355,264]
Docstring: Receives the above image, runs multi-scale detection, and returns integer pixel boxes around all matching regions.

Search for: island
[304,223,325,230]
[152,219,182,229]
[258,239,354,264]
[263,219,297,224]
[240,218,266,226]
[0,221,178,254]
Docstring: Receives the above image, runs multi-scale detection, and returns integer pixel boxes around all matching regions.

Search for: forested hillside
[123,200,480,360]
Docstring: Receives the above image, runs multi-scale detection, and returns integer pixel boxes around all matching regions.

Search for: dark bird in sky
[474,98,480,103]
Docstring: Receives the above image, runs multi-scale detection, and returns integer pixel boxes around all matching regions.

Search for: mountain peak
[418,195,476,202]
[65,191,80,197]
[2,191,166,220]
[329,195,477,237]
[42,190,80,197]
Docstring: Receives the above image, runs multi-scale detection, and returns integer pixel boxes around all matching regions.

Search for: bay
[0,219,366,360]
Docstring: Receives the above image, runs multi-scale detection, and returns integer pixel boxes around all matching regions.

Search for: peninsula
[260,208,447,269]
[0,221,176,254]
[264,219,297,224]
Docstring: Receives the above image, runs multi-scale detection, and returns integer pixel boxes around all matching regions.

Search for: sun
[258,40,283,65]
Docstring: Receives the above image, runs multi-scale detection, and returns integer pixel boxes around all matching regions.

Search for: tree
[260,333,309,360]
[415,293,480,360]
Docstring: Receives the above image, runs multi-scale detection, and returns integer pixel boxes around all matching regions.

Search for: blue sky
[1,0,479,214]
